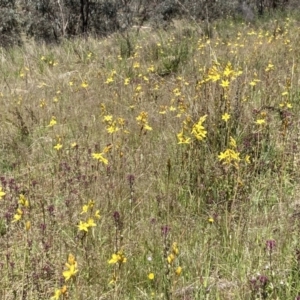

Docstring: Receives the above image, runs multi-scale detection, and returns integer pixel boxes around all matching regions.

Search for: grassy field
[1,14,300,299]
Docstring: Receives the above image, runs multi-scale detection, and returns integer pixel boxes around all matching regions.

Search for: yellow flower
[147,65,155,72]
[103,115,113,122]
[77,221,89,232]
[51,289,62,300]
[107,122,119,134]
[191,115,207,141]
[95,210,101,219]
[159,106,167,114]
[148,273,155,280]
[40,99,46,108]
[218,149,241,165]
[87,218,96,228]
[81,81,88,88]
[173,88,181,96]
[136,112,152,131]
[19,194,29,207]
[47,116,57,127]
[54,143,63,151]
[12,209,23,222]
[222,113,231,122]
[172,242,179,256]
[92,153,108,165]
[223,63,234,77]
[220,79,230,88]
[108,254,120,264]
[12,214,22,222]
[103,144,113,153]
[19,70,25,78]
[67,253,76,265]
[175,266,182,276]
[124,78,130,85]
[105,77,114,84]
[208,66,221,82]
[144,123,153,131]
[63,263,78,281]
[265,63,274,72]
[167,253,175,264]
[245,155,251,164]
[255,119,265,125]
[229,137,237,148]
[60,286,67,295]
[25,221,31,231]
[81,205,89,214]
[108,251,127,264]
[63,254,78,281]
[0,187,6,199]
[249,79,260,86]
[177,130,191,144]
[136,111,148,124]
[133,62,140,69]
[135,84,142,92]
[208,217,214,223]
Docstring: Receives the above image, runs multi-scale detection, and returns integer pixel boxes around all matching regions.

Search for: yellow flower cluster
[177,115,207,144]
[63,253,78,281]
[77,200,100,232]
[12,194,30,223]
[92,152,108,165]
[40,55,58,67]
[218,137,250,168]
[105,70,117,84]
[103,114,120,134]
[136,111,153,131]
[218,137,241,167]
[108,250,127,265]
[167,242,182,276]
[203,62,242,88]
[51,285,67,300]
[191,115,207,141]
[47,116,57,127]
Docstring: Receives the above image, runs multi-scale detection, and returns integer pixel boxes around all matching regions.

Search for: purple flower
[250,274,269,291]
[161,225,170,237]
[266,239,276,252]
[40,223,46,233]
[127,174,135,187]
[113,211,120,222]
[47,205,55,216]
[258,275,268,286]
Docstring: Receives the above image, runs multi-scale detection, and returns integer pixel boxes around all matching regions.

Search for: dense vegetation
[2,5,300,300]
[1,0,299,46]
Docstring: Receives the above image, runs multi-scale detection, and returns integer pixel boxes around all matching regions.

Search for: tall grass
[0,15,300,299]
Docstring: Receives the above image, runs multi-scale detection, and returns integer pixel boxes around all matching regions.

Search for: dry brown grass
[0,15,300,299]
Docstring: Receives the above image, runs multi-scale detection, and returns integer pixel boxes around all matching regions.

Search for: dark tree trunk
[80,0,89,34]
[257,0,264,15]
